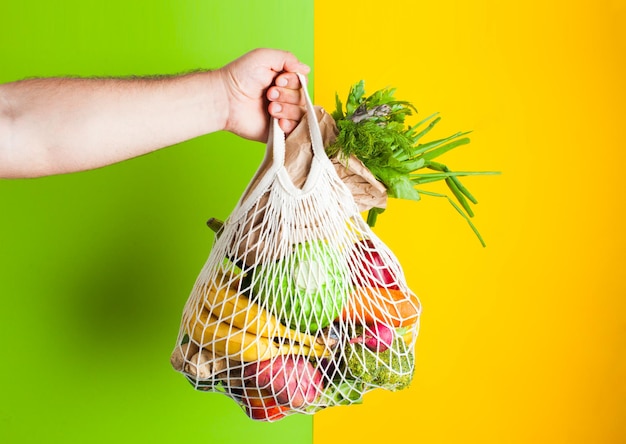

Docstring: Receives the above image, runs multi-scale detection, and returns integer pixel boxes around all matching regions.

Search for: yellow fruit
[186,302,316,362]
[202,278,326,353]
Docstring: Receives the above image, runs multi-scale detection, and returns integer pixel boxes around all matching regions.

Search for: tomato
[243,389,289,421]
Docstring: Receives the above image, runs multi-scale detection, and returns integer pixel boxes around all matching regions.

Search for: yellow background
[314,1,625,443]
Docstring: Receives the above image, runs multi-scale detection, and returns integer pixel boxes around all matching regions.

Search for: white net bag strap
[234,72,345,220]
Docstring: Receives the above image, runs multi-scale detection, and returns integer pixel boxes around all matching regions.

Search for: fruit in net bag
[349,238,400,289]
[252,240,350,333]
[244,355,324,409]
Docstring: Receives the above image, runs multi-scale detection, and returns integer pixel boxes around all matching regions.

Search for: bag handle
[231,72,331,216]
[271,72,328,169]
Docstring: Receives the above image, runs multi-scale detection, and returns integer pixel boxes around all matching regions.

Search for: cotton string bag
[171,73,421,421]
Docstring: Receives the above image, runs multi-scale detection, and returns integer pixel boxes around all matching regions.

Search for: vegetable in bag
[171,73,422,422]
[251,239,351,333]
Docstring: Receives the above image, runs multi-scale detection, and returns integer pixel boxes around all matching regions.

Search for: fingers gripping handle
[271,72,327,168]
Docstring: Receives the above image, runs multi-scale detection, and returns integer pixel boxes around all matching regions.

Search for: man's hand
[218,48,310,142]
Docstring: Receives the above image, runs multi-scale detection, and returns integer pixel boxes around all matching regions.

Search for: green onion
[328,80,500,246]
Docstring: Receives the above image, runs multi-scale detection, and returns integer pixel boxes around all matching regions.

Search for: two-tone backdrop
[1,1,624,443]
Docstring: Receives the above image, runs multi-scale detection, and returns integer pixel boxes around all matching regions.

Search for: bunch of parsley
[328,81,497,246]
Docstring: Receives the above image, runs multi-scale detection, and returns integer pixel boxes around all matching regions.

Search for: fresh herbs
[328,80,498,246]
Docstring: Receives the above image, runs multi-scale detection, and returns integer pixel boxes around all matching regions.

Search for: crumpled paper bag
[286,106,387,211]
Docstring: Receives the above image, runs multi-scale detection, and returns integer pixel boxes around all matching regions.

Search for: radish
[349,239,400,289]
[349,323,394,352]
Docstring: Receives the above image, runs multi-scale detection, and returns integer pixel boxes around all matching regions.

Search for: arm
[0,48,309,179]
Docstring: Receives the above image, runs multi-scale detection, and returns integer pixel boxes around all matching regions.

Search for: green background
[0,1,313,443]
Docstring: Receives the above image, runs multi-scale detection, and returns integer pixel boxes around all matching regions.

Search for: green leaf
[449,175,478,205]
[420,136,471,161]
[395,157,426,174]
[411,170,500,178]
[408,114,441,144]
[417,189,487,247]
[388,176,421,201]
[445,177,474,217]
[346,80,365,116]
[367,207,385,227]
[332,92,344,121]
[412,112,440,130]
[395,122,465,162]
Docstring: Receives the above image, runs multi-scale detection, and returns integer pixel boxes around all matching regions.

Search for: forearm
[0,71,227,178]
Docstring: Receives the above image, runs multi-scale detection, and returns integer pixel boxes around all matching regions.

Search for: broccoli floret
[345,336,414,391]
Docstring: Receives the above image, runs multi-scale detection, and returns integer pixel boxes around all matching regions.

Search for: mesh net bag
[171,74,421,421]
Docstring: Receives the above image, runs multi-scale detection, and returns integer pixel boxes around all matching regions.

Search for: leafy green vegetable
[345,331,414,391]
[305,380,365,413]
[329,81,499,246]
[252,240,351,333]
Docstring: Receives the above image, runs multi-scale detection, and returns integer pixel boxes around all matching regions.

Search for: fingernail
[273,104,282,113]
[269,89,279,99]
[276,77,288,87]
